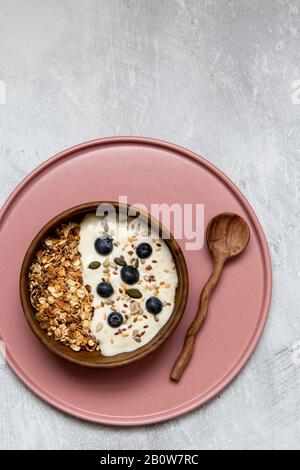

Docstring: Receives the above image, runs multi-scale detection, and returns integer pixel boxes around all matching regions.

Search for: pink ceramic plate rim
[0,137,272,425]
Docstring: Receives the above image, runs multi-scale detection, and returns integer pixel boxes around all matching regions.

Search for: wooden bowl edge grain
[20,202,189,368]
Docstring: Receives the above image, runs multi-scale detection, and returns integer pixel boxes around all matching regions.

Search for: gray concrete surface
[0,0,300,450]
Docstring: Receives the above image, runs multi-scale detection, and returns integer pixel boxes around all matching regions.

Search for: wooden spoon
[170,212,250,382]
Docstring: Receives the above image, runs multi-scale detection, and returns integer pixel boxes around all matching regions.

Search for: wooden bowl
[20,202,189,368]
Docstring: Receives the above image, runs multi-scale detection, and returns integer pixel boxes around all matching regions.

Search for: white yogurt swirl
[78,213,178,356]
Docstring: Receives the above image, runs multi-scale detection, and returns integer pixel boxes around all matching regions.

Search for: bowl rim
[20,201,189,368]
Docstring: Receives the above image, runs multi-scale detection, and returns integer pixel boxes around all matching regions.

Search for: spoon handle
[170,255,226,382]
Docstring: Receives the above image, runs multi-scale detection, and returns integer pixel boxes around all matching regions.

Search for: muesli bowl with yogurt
[20,202,189,368]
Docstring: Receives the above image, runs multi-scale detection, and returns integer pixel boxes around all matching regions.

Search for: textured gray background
[0,0,299,450]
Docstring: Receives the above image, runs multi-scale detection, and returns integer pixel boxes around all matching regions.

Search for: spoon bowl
[207,212,250,260]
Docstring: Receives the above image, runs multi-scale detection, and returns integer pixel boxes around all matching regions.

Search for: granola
[28,222,99,352]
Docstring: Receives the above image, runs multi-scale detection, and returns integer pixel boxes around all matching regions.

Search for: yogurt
[78,213,178,356]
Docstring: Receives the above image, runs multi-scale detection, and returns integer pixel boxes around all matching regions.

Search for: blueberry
[95,237,113,255]
[97,282,114,298]
[120,265,140,285]
[136,242,152,259]
[107,312,123,328]
[146,297,163,314]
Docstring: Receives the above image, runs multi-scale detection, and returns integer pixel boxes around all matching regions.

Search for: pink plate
[0,137,272,425]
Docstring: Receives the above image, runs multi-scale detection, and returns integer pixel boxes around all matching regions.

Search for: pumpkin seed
[88,261,101,270]
[114,257,126,267]
[126,288,142,299]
